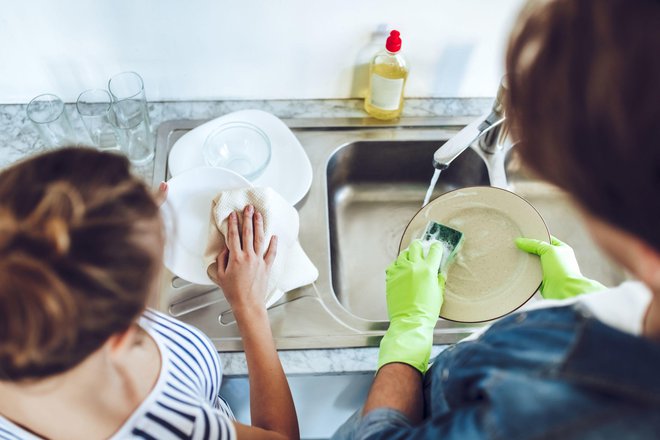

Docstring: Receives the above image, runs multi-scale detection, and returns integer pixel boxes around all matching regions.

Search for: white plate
[162,167,251,285]
[168,109,312,205]
[400,186,549,323]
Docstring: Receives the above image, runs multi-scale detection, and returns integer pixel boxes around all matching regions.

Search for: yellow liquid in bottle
[364,62,408,120]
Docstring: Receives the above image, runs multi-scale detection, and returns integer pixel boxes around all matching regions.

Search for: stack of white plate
[162,109,313,286]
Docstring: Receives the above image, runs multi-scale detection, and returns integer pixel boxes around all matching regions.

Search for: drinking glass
[26,94,75,148]
[108,71,154,165]
[76,89,120,152]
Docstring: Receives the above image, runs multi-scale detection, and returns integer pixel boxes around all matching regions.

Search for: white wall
[0,0,524,104]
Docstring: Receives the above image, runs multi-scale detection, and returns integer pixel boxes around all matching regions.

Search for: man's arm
[362,363,423,423]
[341,241,492,440]
[357,241,445,429]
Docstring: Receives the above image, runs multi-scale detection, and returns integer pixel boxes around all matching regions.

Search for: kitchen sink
[152,116,626,351]
[327,141,489,321]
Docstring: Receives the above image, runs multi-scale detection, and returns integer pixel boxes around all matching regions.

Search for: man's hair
[0,147,160,381]
[506,0,660,252]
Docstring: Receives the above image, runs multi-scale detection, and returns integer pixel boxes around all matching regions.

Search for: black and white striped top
[0,309,236,440]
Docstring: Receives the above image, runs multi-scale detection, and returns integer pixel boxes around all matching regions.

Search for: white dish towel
[204,187,318,307]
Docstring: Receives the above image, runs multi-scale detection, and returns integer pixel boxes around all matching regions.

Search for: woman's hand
[154,181,168,206]
[215,205,277,313]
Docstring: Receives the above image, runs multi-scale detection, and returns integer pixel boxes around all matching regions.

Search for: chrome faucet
[433,79,510,170]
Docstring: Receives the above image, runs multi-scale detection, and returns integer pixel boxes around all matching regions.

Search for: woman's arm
[215,205,299,440]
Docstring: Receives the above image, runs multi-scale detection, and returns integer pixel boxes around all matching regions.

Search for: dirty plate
[162,167,251,285]
[400,186,549,323]
[167,109,312,205]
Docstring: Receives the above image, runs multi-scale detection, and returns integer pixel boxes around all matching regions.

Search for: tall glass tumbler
[26,94,75,148]
[108,71,154,165]
[76,89,120,152]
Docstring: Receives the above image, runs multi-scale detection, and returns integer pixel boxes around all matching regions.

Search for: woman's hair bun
[0,181,86,259]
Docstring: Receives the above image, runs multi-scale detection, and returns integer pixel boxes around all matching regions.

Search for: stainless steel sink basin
[327,141,489,321]
[151,116,626,352]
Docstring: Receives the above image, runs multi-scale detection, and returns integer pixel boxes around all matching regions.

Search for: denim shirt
[337,304,660,440]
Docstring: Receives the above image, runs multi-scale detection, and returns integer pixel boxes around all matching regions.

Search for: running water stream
[422,168,442,207]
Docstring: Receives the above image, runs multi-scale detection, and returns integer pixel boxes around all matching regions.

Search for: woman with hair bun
[0,147,298,440]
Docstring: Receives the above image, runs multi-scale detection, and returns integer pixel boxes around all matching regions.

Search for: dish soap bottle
[364,30,408,120]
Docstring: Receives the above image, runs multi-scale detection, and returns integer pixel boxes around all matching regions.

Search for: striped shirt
[0,309,236,440]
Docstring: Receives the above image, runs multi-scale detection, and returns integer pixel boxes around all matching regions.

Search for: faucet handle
[479,76,508,130]
[493,76,508,118]
[478,77,510,154]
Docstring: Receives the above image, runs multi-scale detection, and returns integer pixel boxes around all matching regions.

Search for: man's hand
[378,240,445,373]
[516,235,605,300]
[215,205,277,313]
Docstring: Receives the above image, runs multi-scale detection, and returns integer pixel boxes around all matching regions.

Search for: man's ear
[105,324,139,359]
[633,240,660,291]
[583,211,660,290]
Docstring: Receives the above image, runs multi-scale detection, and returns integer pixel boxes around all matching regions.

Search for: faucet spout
[432,114,505,170]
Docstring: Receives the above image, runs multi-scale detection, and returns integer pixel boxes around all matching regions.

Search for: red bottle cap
[385,30,402,53]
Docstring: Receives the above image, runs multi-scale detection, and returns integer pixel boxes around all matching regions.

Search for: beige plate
[400,186,550,323]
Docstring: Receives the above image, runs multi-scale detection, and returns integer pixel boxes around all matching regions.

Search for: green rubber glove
[516,235,606,300]
[378,239,445,373]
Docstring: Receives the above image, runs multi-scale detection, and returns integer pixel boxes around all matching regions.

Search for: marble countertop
[0,97,491,376]
[0,98,491,171]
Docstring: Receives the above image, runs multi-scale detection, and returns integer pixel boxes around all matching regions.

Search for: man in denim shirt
[334,1,660,438]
